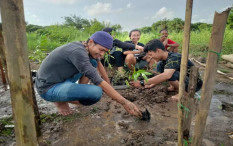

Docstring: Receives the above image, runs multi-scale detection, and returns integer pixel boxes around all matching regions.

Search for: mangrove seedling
[103,51,114,69]
[125,69,153,87]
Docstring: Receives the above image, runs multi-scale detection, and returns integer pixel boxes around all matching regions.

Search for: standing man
[131,39,202,101]
[160,29,179,53]
[35,31,142,117]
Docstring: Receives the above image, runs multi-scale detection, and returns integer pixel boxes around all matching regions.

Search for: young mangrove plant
[103,51,114,69]
[125,68,153,87]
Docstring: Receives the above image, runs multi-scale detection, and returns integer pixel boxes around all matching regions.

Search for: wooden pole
[0,0,40,145]
[191,8,231,146]
[192,58,233,80]
[177,0,193,145]
[0,28,8,84]
[0,60,6,84]
[182,66,199,140]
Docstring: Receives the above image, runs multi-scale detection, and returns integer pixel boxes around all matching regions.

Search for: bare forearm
[168,43,179,47]
[146,74,168,86]
[97,61,110,84]
[123,51,140,55]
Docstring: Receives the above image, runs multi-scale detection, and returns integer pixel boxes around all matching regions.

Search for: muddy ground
[0,61,233,146]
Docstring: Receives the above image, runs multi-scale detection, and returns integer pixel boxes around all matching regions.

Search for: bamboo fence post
[178,0,193,145]
[191,8,231,146]
[182,66,199,140]
[0,0,40,145]
[0,60,6,84]
[0,29,8,84]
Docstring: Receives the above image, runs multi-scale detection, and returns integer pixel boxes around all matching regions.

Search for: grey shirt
[35,42,103,95]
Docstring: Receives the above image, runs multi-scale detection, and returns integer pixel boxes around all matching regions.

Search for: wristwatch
[140,80,145,87]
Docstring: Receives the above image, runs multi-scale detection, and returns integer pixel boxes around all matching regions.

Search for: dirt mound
[119,84,170,106]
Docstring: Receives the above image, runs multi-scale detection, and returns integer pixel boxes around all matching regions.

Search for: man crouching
[131,39,202,101]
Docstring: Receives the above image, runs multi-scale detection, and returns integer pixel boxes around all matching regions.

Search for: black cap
[102,27,113,33]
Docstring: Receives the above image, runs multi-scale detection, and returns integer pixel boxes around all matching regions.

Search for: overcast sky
[3,0,233,31]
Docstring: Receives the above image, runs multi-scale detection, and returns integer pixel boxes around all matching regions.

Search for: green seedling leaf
[183,139,188,146]
[141,73,149,82]
[136,69,146,73]
[183,138,192,146]
[133,72,140,81]
[142,72,152,76]
[125,80,130,87]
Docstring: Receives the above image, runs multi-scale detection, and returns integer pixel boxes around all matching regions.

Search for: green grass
[219,69,230,73]
[26,25,233,63]
[169,28,233,58]
[0,117,14,137]
[40,113,82,123]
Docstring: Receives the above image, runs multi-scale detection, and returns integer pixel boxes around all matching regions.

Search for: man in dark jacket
[102,28,144,74]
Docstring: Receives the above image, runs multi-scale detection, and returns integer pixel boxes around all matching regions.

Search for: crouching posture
[35,31,141,117]
[131,39,202,100]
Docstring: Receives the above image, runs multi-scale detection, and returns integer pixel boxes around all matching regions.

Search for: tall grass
[27,25,233,62]
[114,31,159,45]
[157,28,233,57]
[27,25,90,52]
[168,30,212,57]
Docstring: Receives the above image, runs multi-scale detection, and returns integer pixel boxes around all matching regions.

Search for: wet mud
[0,75,232,146]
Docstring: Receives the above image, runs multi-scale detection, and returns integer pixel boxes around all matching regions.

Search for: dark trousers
[157,61,202,92]
[101,51,126,67]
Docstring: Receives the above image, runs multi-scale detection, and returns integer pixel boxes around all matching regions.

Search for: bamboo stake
[0,60,6,84]
[0,29,8,84]
[0,0,40,145]
[191,8,231,146]
[182,66,199,140]
[178,0,193,145]
[192,58,233,80]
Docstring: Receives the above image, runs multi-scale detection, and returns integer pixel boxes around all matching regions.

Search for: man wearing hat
[35,31,142,117]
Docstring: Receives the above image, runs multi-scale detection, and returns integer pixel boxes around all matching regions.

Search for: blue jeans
[40,59,103,106]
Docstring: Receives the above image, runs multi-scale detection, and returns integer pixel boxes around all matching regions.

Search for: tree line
[0,9,232,34]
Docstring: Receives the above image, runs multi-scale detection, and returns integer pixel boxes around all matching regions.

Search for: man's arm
[123,50,141,55]
[114,39,144,52]
[131,69,176,87]
[162,38,168,47]
[97,61,111,84]
[167,39,179,47]
[167,42,179,48]
[114,39,135,50]
[98,80,142,117]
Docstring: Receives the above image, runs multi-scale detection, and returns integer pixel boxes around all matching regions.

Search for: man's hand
[162,38,168,46]
[130,80,141,88]
[136,45,144,53]
[145,84,155,89]
[122,100,142,117]
[131,80,155,89]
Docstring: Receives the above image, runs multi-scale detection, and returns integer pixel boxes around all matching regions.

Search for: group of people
[35,28,202,117]
[101,28,180,74]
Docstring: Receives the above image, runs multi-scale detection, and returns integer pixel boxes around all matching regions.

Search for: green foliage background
[26,11,233,63]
